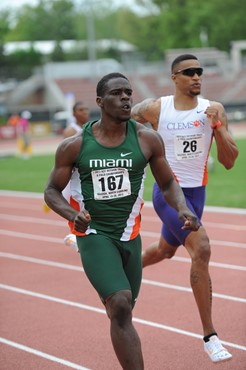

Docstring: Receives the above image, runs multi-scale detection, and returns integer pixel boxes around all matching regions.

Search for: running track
[0,190,245,370]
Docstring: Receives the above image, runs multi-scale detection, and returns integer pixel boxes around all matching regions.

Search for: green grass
[0,138,245,208]
[0,154,55,193]
[205,139,246,208]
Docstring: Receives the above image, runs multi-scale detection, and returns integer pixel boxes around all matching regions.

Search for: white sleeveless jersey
[68,121,82,133]
[158,96,213,187]
[62,122,84,233]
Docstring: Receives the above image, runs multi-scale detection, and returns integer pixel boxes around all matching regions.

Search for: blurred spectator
[18,111,32,159]
[7,114,20,128]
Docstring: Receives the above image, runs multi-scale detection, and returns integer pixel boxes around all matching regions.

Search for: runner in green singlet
[44,72,200,369]
[75,118,147,240]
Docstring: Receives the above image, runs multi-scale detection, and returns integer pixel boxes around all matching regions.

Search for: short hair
[171,54,198,72]
[73,101,85,113]
[96,72,129,97]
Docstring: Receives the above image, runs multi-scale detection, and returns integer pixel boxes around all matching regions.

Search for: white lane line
[1,213,246,231]
[0,252,83,271]
[207,240,246,248]
[1,284,245,352]
[1,229,246,267]
[0,337,90,370]
[1,228,245,250]
[143,216,246,231]
[202,221,246,230]
[0,214,66,226]
[140,230,246,249]
[144,201,246,215]
[141,278,246,303]
[172,256,246,271]
[0,229,62,243]
[1,252,245,303]
[1,190,246,215]
[202,205,246,215]
[0,202,45,211]
[0,190,44,199]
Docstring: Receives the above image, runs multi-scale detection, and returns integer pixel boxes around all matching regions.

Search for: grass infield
[0,138,245,208]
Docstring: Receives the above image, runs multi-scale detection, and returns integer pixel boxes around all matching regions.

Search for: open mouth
[122,103,131,110]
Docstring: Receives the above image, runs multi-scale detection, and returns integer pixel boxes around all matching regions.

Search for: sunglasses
[174,67,203,77]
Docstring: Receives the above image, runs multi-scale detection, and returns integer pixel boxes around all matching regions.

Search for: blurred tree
[0,10,11,76]
[6,0,77,41]
[64,48,88,61]
[50,41,65,61]
[1,0,245,79]
[138,0,246,52]
[194,0,246,51]
[3,48,43,80]
[0,10,10,43]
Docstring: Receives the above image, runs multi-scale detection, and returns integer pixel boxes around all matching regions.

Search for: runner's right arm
[131,98,161,130]
[44,136,91,231]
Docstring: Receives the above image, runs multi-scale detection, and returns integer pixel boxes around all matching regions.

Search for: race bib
[174,133,205,160]
[91,167,131,200]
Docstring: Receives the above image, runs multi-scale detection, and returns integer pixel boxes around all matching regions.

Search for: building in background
[0,44,246,137]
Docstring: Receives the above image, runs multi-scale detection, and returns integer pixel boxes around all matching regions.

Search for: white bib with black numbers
[174,133,205,160]
[92,167,131,200]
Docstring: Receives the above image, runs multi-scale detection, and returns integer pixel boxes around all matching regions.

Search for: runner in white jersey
[62,101,89,250]
[158,95,212,187]
[131,54,239,363]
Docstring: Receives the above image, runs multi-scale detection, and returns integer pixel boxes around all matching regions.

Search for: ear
[171,73,176,82]
[96,96,103,108]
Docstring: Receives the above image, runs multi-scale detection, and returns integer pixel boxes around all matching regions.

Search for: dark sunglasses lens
[183,68,203,76]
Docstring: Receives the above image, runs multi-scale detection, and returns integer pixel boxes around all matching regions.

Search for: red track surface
[0,191,245,370]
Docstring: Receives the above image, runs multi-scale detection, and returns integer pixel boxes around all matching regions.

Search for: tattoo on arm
[209,276,212,307]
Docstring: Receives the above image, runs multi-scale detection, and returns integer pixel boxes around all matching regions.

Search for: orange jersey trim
[68,196,86,236]
[202,137,213,186]
[129,202,143,240]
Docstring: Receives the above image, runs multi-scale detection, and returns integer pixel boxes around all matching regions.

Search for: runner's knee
[186,229,211,263]
[157,240,177,259]
[193,234,211,263]
[106,291,132,325]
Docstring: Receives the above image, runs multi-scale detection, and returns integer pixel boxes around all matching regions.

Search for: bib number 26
[183,140,197,153]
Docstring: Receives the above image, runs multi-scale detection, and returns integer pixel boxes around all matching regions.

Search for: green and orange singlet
[75,120,148,241]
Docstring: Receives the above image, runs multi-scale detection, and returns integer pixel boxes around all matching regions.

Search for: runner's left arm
[205,102,239,169]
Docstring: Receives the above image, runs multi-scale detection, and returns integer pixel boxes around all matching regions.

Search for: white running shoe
[204,335,232,363]
[64,234,79,252]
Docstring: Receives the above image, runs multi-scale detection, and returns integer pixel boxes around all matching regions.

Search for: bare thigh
[157,235,178,259]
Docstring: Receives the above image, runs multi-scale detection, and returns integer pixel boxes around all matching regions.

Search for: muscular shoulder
[209,100,224,113]
[132,98,161,129]
[56,133,82,165]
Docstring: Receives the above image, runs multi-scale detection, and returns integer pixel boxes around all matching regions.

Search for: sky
[1,0,157,15]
